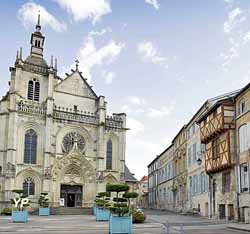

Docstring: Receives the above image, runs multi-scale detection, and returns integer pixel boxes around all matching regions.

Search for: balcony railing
[17,102,124,129]
[17,101,46,116]
[105,115,124,129]
[53,106,99,125]
[23,61,49,76]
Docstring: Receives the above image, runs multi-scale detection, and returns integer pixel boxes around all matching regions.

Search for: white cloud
[223,8,246,33]
[147,104,175,118]
[138,41,168,68]
[127,96,147,106]
[126,117,145,135]
[220,46,239,71]
[17,2,67,32]
[89,28,111,37]
[145,0,160,10]
[76,34,125,81]
[121,105,132,114]
[102,70,115,84]
[53,0,111,24]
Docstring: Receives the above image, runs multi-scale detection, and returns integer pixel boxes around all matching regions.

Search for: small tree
[123,192,138,210]
[95,192,110,209]
[38,193,49,208]
[106,184,138,217]
[10,190,29,211]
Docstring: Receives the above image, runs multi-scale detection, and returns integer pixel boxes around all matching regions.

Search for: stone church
[0,16,131,209]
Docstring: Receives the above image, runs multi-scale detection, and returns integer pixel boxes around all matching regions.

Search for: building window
[193,175,196,194]
[34,82,40,101]
[188,147,192,167]
[24,129,37,164]
[240,99,246,114]
[193,143,197,163]
[222,172,231,193]
[239,124,250,153]
[200,143,205,159]
[23,177,35,196]
[106,140,112,170]
[27,79,40,102]
[27,80,34,100]
[201,172,206,193]
[74,105,78,112]
[240,164,249,192]
[212,137,220,160]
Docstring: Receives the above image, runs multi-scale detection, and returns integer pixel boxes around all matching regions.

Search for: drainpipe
[232,97,241,221]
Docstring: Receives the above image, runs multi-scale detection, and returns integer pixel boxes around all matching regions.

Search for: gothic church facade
[0,17,127,209]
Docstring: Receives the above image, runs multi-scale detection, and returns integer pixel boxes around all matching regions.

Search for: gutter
[232,97,241,221]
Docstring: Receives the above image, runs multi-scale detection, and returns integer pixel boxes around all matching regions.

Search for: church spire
[36,12,41,32]
[30,12,45,58]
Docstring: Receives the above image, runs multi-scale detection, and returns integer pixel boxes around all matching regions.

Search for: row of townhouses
[148,83,250,222]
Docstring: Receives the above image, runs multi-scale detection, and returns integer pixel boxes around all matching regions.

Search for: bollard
[166,222,170,234]
[180,223,184,234]
[162,225,166,234]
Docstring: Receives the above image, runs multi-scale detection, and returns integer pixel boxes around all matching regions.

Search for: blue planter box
[96,208,110,221]
[39,207,50,216]
[12,211,28,223]
[109,215,132,234]
[93,206,97,215]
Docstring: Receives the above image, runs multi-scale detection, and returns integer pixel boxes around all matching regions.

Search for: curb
[228,226,250,232]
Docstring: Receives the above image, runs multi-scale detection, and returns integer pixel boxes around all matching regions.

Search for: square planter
[39,207,50,216]
[109,214,132,234]
[12,211,28,223]
[96,208,110,221]
[93,206,97,215]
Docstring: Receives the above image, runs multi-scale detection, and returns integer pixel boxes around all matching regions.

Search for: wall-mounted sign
[59,198,65,207]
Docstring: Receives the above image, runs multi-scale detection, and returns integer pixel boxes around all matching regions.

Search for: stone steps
[50,207,92,215]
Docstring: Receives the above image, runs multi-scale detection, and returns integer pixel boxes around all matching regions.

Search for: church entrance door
[60,184,82,207]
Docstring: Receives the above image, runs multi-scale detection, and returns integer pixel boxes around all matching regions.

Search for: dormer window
[240,99,246,115]
[27,79,40,102]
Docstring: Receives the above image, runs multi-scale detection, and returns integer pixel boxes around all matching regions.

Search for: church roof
[24,55,48,68]
[124,165,138,183]
[55,69,98,99]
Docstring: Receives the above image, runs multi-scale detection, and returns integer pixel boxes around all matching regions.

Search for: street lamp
[196,151,204,166]
[197,157,202,166]
[196,152,213,219]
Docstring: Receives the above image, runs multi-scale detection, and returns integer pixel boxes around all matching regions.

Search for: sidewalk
[228,223,250,232]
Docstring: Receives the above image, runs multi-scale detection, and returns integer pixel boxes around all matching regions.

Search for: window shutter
[193,143,197,163]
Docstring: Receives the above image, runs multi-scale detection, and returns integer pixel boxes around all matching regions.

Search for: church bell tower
[30,14,45,58]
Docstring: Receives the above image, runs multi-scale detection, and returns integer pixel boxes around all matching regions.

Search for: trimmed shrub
[1,207,12,216]
[132,209,146,223]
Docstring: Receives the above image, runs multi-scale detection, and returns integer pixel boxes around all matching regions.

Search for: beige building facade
[172,127,187,212]
[157,145,174,211]
[0,19,127,209]
[186,105,209,217]
[235,83,250,223]
[136,175,148,208]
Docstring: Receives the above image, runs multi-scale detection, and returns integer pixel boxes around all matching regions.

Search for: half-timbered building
[197,92,239,220]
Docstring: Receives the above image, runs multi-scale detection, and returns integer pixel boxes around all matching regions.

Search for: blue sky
[1,0,250,179]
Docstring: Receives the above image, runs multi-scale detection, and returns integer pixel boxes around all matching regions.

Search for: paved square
[0,211,247,234]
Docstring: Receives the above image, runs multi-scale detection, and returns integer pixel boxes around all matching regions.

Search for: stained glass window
[23,177,35,196]
[106,140,112,170]
[24,129,37,164]
[62,132,85,153]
